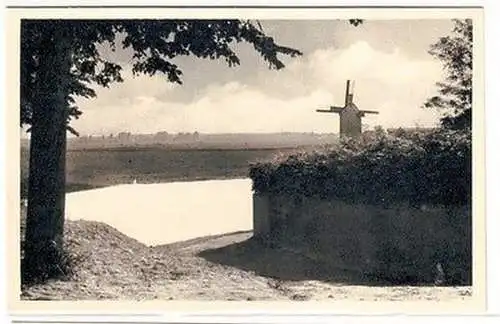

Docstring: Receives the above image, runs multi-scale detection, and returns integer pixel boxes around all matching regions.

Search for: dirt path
[21,220,472,301]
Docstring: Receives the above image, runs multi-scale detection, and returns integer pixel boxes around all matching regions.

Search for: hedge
[249,128,471,206]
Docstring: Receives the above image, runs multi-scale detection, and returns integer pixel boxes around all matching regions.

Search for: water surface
[66,178,253,246]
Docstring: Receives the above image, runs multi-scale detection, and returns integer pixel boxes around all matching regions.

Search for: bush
[249,128,471,207]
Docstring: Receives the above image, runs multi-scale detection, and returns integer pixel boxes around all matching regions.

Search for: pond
[65,178,253,246]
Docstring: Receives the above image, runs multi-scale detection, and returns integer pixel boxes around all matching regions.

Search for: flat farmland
[20,146,299,196]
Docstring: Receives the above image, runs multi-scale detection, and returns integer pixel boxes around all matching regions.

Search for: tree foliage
[424,19,473,130]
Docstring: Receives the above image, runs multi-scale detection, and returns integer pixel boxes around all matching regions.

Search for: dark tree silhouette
[424,19,473,130]
[20,19,361,284]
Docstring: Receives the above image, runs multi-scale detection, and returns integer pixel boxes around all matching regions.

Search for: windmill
[316,80,379,138]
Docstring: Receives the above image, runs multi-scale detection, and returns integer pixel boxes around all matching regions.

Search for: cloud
[72,40,445,135]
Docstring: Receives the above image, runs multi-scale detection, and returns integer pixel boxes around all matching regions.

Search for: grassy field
[21,146,299,197]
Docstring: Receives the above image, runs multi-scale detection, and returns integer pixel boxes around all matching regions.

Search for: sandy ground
[21,220,472,302]
[65,178,253,246]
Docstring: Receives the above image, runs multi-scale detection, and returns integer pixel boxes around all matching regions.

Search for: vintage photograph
[10,7,483,308]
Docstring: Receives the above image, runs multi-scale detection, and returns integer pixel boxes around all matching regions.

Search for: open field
[20,146,301,197]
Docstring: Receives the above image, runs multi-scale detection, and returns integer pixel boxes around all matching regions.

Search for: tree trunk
[22,24,72,284]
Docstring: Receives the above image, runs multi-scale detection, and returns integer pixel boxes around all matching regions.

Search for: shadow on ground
[198,236,426,287]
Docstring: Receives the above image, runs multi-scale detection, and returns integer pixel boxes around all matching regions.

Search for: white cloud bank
[72,41,445,135]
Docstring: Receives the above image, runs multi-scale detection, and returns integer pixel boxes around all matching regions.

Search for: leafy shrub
[249,128,471,206]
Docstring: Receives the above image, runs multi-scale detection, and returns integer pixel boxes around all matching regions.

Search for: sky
[68,19,454,136]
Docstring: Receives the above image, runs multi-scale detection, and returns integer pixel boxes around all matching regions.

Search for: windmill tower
[316,80,379,138]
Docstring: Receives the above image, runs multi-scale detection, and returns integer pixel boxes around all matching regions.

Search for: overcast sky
[69,19,454,136]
